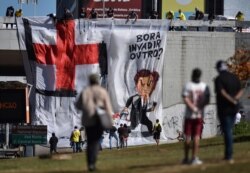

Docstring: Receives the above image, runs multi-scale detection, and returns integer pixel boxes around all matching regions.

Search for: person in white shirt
[182,68,210,165]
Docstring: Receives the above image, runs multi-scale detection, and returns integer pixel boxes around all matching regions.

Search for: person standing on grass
[118,124,125,148]
[214,60,243,163]
[153,119,162,147]
[108,125,119,149]
[71,126,81,153]
[49,132,58,154]
[182,68,210,165]
[123,123,131,148]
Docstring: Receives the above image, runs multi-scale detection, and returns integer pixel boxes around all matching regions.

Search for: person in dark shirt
[88,8,98,19]
[123,123,131,148]
[149,10,158,19]
[6,6,14,17]
[107,125,119,149]
[79,7,87,19]
[194,8,204,31]
[106,7,114,18]
[214,60,243,163]
[49,133,58,154]
[153,119,161,147]
[117,124,125,148]
[208,12,215,32]
[126,10,138,24]
[194,8,204,20]
[63,8,73,20]
[5,6,14,28]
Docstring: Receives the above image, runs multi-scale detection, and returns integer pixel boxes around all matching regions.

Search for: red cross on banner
[32,20,99,90]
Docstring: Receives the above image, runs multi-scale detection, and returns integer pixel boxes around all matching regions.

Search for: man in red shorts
[182,68,210,165]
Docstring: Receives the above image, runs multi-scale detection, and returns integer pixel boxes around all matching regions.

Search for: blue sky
[0,0,56,16]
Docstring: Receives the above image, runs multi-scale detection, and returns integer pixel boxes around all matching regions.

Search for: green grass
[0,135,250,173]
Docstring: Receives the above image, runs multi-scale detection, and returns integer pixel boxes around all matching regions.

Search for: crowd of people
[5,6,22,29]
[4,5,247,32]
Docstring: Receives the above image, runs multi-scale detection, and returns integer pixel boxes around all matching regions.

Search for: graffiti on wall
[162,104,219,140]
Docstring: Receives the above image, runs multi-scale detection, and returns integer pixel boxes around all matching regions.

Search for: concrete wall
[163,32,235,108]
[161,31,236,139]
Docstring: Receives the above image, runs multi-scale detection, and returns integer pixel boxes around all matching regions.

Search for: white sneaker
[191,157,203,165]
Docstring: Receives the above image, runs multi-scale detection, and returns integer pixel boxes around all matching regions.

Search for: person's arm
[146,102,157,112]
[183,96,198,113]
[220,88,243,105]
[125,96,133,108]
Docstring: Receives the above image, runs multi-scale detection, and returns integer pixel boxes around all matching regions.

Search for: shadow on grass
[199,142,224,148]
[128,162,178,170]
[234,135,250,143]
[46,172,84,173]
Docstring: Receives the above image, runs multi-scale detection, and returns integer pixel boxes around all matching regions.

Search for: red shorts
[184,118,203,137]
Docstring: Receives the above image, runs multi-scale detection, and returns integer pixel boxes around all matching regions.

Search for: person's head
[88,74,99,85]
[52,132,55,137]
[179,9,182,13]
[74,126,78,129]
[134,69,159,97]
[191,68,202,83]
[156,119,159,123]
[124,123,127,128]
[120,123,123,127]
[195,7,198,12]
[109,7,112,10]
[215,60,228,72]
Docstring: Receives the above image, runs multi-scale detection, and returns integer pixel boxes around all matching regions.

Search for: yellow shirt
[166,11,174,20]
[15,11,22,17]
[236,13,244,21]
[71,129,81,142]
[178,12,186,20]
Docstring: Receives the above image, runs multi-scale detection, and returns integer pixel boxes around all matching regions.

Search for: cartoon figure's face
[136,75,155,97]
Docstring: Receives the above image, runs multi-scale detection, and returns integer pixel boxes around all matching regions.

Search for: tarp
[17,17,168,147]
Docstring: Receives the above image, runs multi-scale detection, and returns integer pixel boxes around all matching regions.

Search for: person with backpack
[153,119,162,147]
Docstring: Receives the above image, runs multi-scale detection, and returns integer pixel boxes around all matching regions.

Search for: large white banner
[17,17,168,147]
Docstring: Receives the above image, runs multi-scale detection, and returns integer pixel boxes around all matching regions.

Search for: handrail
[1,16,250,29]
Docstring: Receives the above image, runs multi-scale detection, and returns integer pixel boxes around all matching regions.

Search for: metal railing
[1,16,250,31]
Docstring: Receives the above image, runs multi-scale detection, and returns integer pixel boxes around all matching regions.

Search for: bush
[233,121,250,135]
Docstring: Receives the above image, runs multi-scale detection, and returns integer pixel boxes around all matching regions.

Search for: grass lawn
[0,135,250,173]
